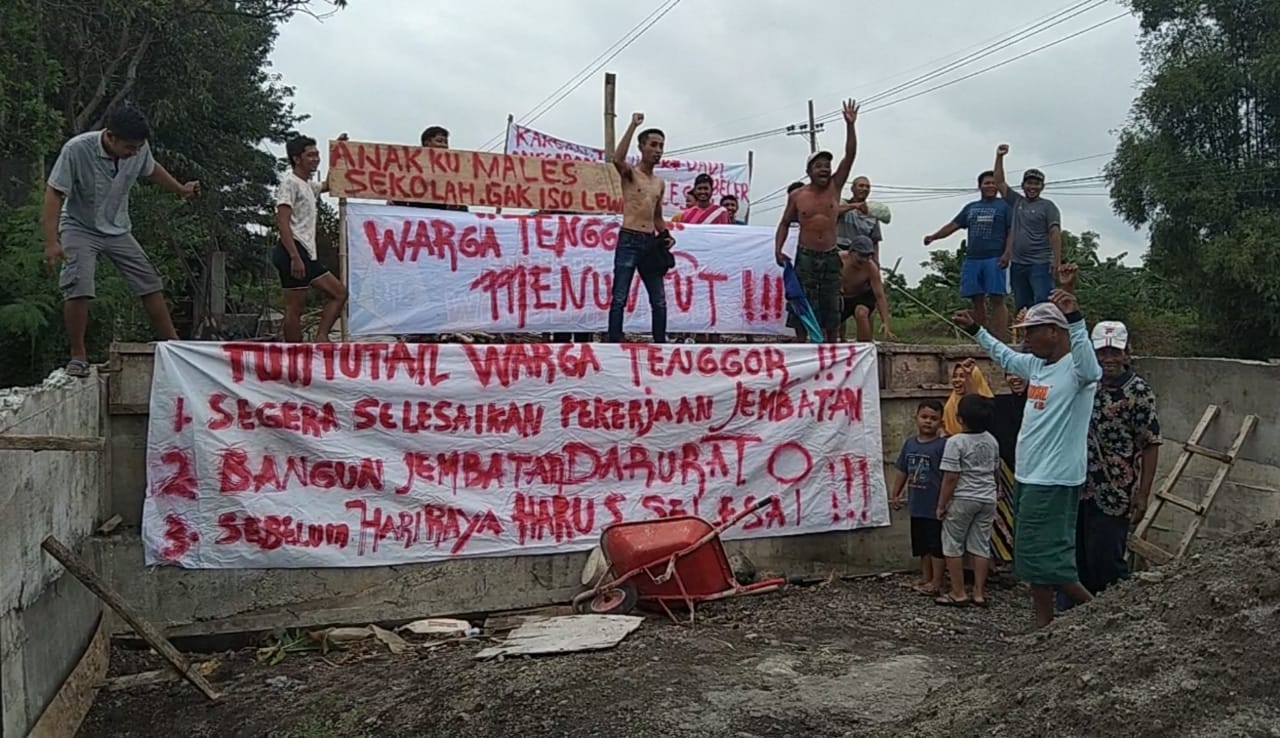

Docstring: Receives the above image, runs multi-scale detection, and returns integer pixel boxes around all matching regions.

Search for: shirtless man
[608,112,674,343]
[776,99,859,342]
[839,235,894,342]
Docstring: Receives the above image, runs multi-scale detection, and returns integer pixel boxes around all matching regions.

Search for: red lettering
[512,492,596,545]
[160,514,199,560]
[206,393,340,438]
[463,343,600,388]
[153,448,197,499]
[217,450,385,494]
[214,512,350,551]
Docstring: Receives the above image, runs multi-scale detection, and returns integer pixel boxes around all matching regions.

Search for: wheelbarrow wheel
[576,583,638,615]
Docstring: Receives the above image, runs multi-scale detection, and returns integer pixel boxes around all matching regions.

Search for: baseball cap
[1022,168,1046,183]
[1091,320,1129,350]
[848,234,875,255]
[1011,302,1069,330]
[806,150,833,170]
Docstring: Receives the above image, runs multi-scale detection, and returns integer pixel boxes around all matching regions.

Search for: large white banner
[506,123,751,213]
[141,341,887,568]
[346,203,796,336]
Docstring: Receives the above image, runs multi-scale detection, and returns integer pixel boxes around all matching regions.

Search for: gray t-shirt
[836,205,882,249]
[1004,189,1060,265]
[47,130,156,237]
[940,431,1000,501]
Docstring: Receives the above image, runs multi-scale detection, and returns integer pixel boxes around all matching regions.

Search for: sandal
[912,584,941,596]
[65,359,91,378]
[934,593,971,607]
[971,598,990,608]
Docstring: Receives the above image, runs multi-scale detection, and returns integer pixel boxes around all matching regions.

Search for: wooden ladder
[1128,405,1257,568]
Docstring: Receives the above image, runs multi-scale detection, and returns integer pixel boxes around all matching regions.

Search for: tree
[0,0,350,386]
[1107,0,1280,357]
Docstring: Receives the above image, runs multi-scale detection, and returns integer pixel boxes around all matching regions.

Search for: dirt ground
[80,526,1280,738]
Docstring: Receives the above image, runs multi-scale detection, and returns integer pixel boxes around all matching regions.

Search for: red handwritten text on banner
[346,203,794,336]
[141,341,886,568]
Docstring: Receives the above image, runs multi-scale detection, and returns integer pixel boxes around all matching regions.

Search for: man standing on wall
[607,112,674,344]
[775,99,860,343]
[678,173,732,224]
[839,235,894,342]
[1073,320,1161,599]
[954,265,1101,628]
[274,135,349,342]
[993,144,1061,311]
[923,170,1012,339]
[837,175,884,262]
[42,105,200,378]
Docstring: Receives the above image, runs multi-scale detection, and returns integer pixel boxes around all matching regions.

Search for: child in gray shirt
[936,394,1000,607]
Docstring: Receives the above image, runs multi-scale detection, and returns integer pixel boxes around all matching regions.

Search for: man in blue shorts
[923,170,1011,339]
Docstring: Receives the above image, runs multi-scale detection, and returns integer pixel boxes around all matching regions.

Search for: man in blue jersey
[953,264,1102,628]
[923,170,1011,339]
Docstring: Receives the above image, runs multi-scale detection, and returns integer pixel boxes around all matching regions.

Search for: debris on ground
[396,618,473,637]
[475,615,643,660]
[77,527,1280,737]
[874,523,1280,738]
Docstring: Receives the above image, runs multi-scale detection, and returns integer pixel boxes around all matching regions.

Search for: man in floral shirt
[1076,320,1161,597]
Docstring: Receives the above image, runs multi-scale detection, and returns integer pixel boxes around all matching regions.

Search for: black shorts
[910,516,944,558]
[272,242,330,290]
[842,290,876,322]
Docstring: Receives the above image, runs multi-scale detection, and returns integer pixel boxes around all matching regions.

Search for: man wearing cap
[775,99,860,343]
[838,234,894,342]
[1072,319,1161,599]
[993,144,1061,311]
[953,264,1101,627]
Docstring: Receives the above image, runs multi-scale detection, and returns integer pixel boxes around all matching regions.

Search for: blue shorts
[1010,262,1054,310]
[960,256,1007,298]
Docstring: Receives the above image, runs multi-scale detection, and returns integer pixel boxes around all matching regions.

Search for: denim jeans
[1010,261,1054,310]
[607,229,667,343]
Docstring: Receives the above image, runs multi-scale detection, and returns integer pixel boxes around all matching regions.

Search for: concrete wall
[1133,357,1280,549]
[88,346,1280,639]
[0,371,107,738]
[93,343,1001,637]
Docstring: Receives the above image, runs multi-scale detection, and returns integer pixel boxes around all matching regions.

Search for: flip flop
[65,359,91,378]
[912,584,941,596]
[934,593,971,607]
[971,598,990,608]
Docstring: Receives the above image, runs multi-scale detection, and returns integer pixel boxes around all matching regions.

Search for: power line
[476,0,683,150]
[669,3,1125,157]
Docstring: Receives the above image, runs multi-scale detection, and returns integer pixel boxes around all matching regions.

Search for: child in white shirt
[936,393,1000,607]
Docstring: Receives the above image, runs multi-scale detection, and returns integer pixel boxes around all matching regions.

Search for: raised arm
[612,113,643,177]
[831,99,860,194]
[774,194,797,266]
[993,144,1010,197]
[1050,289,1102,385]
[954,310,1039,378]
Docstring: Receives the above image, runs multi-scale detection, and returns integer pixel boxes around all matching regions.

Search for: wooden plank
[1156,491,1204,515]
[40,536,222,702]
[1175,414,1257,559]
[1127,536,1173,566]
[1183,442,1233,464]
[0,434,105,452]
[326,139,624,213]
[338,198,349,341]
[28,614,109,738]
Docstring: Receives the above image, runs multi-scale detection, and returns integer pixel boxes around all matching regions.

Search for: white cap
[1091,320,1129,350]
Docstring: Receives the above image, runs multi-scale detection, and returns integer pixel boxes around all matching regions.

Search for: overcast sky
[272,0,1145,284]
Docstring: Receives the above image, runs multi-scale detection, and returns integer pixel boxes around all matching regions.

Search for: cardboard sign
[326,139,624,213]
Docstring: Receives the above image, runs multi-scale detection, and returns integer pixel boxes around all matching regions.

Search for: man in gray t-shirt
[836,176,884,261]
[993,144,1062,311]
[42,105,200,377]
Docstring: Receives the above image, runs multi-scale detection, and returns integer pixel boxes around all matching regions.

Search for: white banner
[506,123,751,213]
[345,203,796,336]
[141,341,888,568]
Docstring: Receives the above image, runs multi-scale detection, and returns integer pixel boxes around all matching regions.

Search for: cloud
[273,0,1147,283]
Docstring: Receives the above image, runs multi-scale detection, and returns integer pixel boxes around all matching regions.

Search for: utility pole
[785,99,824,152]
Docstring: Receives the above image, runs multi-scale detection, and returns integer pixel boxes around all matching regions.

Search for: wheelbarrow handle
[749,497,773,514]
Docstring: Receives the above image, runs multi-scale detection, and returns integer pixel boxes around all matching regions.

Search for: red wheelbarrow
[572,498,787,624]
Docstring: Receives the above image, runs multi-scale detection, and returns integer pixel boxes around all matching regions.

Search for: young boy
[274,135,348,342]
[891,400,947,595]
[936,393,1001,607]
